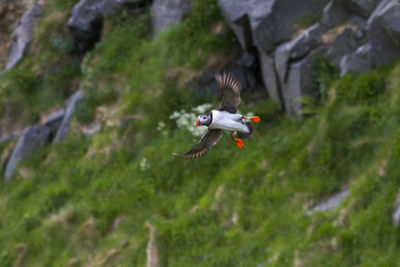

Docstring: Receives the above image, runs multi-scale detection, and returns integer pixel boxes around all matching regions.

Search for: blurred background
[1,0,400,265]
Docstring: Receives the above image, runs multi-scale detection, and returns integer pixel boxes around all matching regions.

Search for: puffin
[174,73,260,158]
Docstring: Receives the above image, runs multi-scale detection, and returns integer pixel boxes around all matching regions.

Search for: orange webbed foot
[250,116,260,123]
[233,136,244,149]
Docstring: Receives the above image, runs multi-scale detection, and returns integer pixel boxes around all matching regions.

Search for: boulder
[218,0,329,53]
[43,108,65,138]
[287,23,325,61]
[370,0,400,48]
[84,123,101,136]
[0,0,25,70]
[321,0,349,28]
[68,0,104,53]
[217,0,271,49]
[4,125,50,181]
[394,201,400,226]
[257,0,329,53]
[151,0,193,35]
[259,50,281,105]
[346,13,367,28]
[340,0,400,75]
[338,0,379,18]
[393,191,400,226]
[281,49,322,117]
[275,23,324,85]
[274,43,290,86]
[365,0,400,66]
[326,26,365,67]
[5,3,43,70]
[394,207,400,226]
[306,189,349,216]
[340,44,372,76]
[54,90,84,143]
[68,0,143,53]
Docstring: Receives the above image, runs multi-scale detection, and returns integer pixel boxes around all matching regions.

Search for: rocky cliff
[1,0,400,266]
[2,0,400,180]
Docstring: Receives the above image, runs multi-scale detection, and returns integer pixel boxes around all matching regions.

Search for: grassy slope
[1,0,400,266]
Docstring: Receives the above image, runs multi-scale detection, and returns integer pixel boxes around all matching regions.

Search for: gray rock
[261,0,329,52]
[340,45,372,76]
[275,23,324,85]
[85,124,101,136]
[68,0,105,53]
[340,0,400,75]
[321,0,349,28]
[327,26,363,67]
[43,108,65,138]
[151,0,192,35]
[54,90,84,143]
[393,202,400,226]
[245,0,275,52]
[281,49,321,118]
[68,0,143,52]
[259,50,281,105]
[288,23,325,60]
[275,43,291,86]
[4,125,50,181]
[218,0,329,53]
[368,0,392,19]
[347,13,367,28]
[338,0,379,18]
[374,0,400,47]
[365,0,400,65]
[217,0,270,49]
[6,4,43,70]
[306,189,349,215]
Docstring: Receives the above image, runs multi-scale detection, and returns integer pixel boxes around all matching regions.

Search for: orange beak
[195,119,200,126]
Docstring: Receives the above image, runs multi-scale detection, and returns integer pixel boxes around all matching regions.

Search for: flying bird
[174,73,260,158]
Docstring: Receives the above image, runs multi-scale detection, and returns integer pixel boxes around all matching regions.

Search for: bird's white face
[196,113,211,126]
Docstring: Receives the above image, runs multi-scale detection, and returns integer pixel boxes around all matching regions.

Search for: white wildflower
[169,103,212,138]
[140,158,150,171]
[156,121,168,136]
[156,121,165,131]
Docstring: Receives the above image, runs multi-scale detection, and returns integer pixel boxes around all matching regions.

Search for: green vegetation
[294,12,322,32]
[0,0,81,129]
[1,0,400,266]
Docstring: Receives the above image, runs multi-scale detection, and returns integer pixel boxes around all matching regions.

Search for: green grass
[1,0,400,266]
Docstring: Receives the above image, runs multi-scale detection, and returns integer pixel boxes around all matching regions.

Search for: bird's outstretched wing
[173,129,223,158]
[215,73,242,113]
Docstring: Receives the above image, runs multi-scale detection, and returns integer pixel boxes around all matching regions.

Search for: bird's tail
[237,122,253,139]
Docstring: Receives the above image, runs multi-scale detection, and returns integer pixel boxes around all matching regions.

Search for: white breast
[209,110,249,133]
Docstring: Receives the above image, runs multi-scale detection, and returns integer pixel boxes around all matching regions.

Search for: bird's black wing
[215,73,242,113]
[174,129,223,158]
